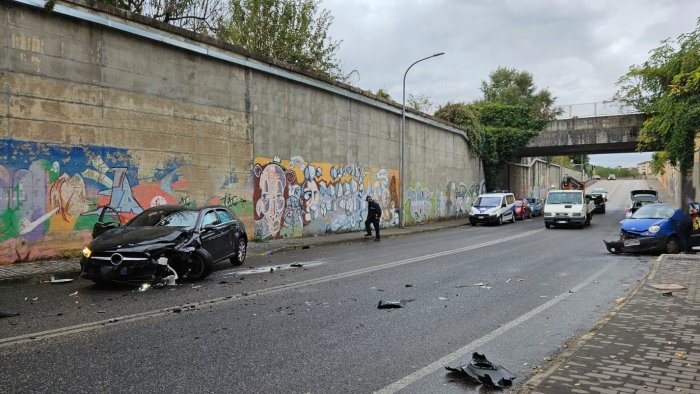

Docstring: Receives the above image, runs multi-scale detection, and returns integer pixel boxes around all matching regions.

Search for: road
[0,180,658,393]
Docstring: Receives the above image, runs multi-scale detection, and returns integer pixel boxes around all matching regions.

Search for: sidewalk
[0,218,471,283]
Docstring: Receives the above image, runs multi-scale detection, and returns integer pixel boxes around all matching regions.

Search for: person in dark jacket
[364,196,382,241]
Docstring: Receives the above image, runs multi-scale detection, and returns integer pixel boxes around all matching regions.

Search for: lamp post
[400,52,444,227]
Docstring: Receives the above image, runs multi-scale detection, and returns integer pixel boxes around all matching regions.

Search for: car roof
[144,204,231,212]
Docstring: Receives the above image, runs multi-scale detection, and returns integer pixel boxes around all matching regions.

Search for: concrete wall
[0,0,481,263]
[500,159,562,199]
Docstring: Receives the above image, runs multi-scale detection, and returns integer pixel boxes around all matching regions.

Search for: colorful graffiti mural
[253,156,399,239]
[405,180,482,224]
[0,139,251,264]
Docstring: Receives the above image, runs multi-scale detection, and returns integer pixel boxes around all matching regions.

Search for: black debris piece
[663,291,673,297]
[445,352,516,389]
[270,268,274,273]
[301,245,310,249]
[377,300,404,309]
[290,263,303,268]
[405,283,413,287]
[0,311,20,319]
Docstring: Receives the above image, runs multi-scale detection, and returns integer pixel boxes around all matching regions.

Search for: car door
[215,208,237,258]
[198,209,226,262]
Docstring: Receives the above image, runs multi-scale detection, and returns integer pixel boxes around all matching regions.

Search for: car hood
[89,226,187,251]
[620,218,665,232]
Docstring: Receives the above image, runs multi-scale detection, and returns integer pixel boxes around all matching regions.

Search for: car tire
[510,214,515,224]
[497,215,503,226]
[470,220,477,227]
[185,248,214,280]
[666,236,681,254]
[230,238,247,266]
[601,206,606,213]
[545,223,551,229]
[528,211,532,219]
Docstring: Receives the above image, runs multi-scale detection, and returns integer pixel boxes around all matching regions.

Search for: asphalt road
[0,180,658,393]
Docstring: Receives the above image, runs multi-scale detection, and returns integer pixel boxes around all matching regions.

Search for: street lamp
[400,52,445,227]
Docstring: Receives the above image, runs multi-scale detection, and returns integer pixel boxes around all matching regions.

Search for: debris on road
[69,291,78,297]
[446,352,516,389]
[49,275,74,284]
[290,263,303,267]
[377,300,404,309]
[0,311,20,319]
[662,291,673,297]
[405,283,413,287]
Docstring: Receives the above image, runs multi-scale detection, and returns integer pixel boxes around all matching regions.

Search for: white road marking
[0,229,544,348]
[375,262,617,393]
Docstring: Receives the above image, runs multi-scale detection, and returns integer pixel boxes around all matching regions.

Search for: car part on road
[445,352,516,389]
[377,300,404,309]
[0,311,20,319]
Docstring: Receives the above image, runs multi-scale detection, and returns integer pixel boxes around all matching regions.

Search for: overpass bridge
[518,103,649,157]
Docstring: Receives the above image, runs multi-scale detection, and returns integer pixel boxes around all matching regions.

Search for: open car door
[92,206,123,239]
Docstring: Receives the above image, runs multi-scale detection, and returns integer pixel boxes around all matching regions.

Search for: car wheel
[601,206,605,213]
[528,211,532,219]
[185,248,214,280]
[230,238,247,266]
[497,215,503,226]
[470,220,477,227]
[510,214,515,223]
[545,223,551,229]
[666,236,681,254]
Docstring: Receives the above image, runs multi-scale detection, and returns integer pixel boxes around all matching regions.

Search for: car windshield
[127,208,198,229]
[631,204,674,219]
[474,196,501,207]
[546,192,582,204]
[592,188,606,193]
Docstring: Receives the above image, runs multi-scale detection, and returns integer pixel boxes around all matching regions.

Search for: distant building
[638,161,651,177]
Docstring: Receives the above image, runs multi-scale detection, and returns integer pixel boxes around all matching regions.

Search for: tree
[613,18,700,176]
[479,67,561,119]
[437,67,555,190]
[216,0,343,79]
[406,94,436,114]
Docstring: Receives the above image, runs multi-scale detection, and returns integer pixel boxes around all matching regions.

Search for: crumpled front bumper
[603,236,666,254]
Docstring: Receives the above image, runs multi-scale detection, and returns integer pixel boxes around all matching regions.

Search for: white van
[469,192,516,226]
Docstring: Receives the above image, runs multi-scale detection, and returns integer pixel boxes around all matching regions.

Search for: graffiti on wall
[0,139,250,264]
[405,180,482,224]
[253,156,399,239]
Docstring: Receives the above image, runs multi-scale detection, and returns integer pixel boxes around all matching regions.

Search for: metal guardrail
[555,101,641,119]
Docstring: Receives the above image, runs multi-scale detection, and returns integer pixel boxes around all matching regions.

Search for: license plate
[624,239,641,247]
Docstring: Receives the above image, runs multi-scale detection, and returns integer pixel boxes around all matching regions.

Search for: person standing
[364,196,382,241]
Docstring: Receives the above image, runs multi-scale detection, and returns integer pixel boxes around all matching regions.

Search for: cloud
[323,0,699,106]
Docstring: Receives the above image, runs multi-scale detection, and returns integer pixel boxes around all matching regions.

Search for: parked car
[525,197,543,216]
[608,174,616,180]
[468,192,516,226]
[592,175,602,180]
[514,199,532,220]
[626,189,659,218]
[604,202,700,254]
[81,205,248,284]
[588,188,607,213]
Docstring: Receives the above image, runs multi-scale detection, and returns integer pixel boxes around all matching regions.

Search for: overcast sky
[320,0,700,168]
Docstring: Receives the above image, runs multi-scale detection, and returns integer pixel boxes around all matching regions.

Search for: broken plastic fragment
[377,300,404,309]
[49,275,74,284]
[445,352,516,389]
[290,263,303,267]
[0,311,20,319]
[68,291,78,297]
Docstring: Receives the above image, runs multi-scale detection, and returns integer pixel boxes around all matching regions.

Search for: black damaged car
[81,205,248,284]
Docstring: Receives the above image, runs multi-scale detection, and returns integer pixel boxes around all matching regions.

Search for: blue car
[525,197,543,217]
[604,203,700,254]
